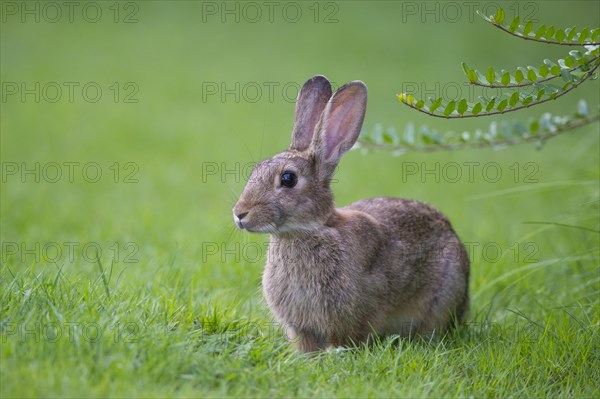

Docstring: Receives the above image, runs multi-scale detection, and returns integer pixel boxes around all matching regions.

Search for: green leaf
[530,120,539,134]
[421,128,432,144]
[501,71,511,86]
[397,93,407,103]
[527,68,537,82]
[538,65,549,77]
[430,97,443,113]
[577,56,590,66]
[430,131,442,144]
[515,69,524,83]
[550,65,561,76]
[486,67,496,84]
[568,49,582,58]
[461,62,470,76]
[415,99,424,109]
[535,24,546,39]
[578,28,590,43]
[457,99,468,115]
[471,102,483,115]
[383,130,395,144]
[443,100,456,116]
[522,96,533,106]
[509,16,520,33]
[523,20,533,36]
[555,29,565,42]
[406,94,415,105]
[497,99,508,112]
[485,98,496,112]
[536,89,545,100]
[545,25,555,40]
[569,50,588,66]
[566,27,577,41]
[564,56,575,68]
[560,69,575,82]
[494,8,505,24]
[468,69,479,83]
[509,91,519,107]
[463,63,478,83]
[477,71,490,85]
[592,28,600,42]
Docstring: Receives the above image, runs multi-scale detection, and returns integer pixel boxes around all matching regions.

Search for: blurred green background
[2,0,599,333]
[2,0,599,323]
[1,1,599,396]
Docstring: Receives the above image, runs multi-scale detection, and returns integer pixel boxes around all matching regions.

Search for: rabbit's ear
[289,75,332,152]
[313,81,367,164]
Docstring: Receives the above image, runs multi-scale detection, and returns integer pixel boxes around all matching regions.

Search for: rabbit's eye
[280,171,298,188]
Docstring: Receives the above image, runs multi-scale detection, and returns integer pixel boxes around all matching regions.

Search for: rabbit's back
[345,197,453,240]
[345,197,470,333]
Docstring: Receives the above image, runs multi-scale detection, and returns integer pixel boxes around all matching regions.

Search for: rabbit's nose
[236,211,249,220]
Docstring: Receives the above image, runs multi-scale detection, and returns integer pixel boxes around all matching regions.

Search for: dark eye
[280,171,297,188]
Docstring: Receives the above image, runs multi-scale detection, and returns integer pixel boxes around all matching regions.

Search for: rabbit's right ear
[289,75,332,152]
[312,81,367,165]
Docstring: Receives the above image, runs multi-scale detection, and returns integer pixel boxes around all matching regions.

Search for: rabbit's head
[233,75,367,234]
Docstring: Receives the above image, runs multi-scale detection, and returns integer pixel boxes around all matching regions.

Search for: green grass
[1,1,599,397]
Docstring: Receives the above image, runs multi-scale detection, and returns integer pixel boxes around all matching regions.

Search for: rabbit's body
[234,76,470,353]
[263,197,469,352]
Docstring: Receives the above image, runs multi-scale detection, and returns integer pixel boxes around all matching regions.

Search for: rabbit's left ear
[289,75,332,152]
[313,81,367,164]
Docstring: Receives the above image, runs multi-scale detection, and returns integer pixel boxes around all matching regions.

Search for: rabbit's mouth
[236,219,279,234]
[233,202,323,234]
[233,209,280,233]
[234,213,316,234]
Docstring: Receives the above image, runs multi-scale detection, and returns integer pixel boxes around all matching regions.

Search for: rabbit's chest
[263,239,351,325]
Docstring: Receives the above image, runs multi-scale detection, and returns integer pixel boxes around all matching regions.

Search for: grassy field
[1,1,599,397]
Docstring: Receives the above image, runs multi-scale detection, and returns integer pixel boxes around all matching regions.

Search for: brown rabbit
[233,75,470,353]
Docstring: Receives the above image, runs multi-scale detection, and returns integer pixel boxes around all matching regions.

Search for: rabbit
[233,75,470,353]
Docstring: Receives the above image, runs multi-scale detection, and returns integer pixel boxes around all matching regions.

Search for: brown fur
[233,76,470,353]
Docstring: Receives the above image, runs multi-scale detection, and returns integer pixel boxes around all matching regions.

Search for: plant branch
[491,22,600,46]
[400,62,599,119]
[471,56,600,88]
[358,114,599,153]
